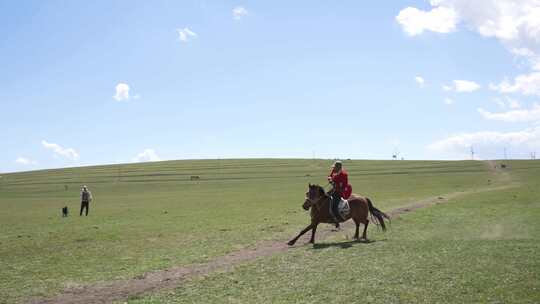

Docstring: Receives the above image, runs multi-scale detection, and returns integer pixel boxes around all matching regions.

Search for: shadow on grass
[311,239,377,250]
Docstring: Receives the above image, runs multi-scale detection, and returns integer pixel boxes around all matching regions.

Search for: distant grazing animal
[288,184,390,245]
[501,164,507,169]
[62,206,69,217]
[190,175,200,181]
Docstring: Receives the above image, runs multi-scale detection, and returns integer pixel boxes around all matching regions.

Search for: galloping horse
[288,184,390,245]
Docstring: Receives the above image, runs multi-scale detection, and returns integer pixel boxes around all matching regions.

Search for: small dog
[62,206,69,217]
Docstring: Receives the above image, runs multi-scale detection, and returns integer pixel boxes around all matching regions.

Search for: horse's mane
[312,184,327,198]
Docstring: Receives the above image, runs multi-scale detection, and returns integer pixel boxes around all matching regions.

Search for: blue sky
[2,0,540,172]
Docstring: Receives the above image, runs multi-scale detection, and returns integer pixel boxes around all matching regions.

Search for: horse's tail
[366,198,390,231]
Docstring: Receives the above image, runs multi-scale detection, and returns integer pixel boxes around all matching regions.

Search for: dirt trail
[31,164,517,304]
[486,159,512,181]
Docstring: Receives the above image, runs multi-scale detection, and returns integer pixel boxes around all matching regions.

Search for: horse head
[302,183,326,210]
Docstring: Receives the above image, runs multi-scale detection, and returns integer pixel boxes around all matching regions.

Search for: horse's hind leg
[353,218,360,240]
[361,219,369,240]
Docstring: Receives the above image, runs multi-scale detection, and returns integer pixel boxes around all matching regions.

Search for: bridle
[304,185,330,211]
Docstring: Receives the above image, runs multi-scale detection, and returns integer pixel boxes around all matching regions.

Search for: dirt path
[31,167,517,304]
[486,159,512,182]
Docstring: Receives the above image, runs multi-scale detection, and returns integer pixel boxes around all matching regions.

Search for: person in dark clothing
[80,185,93,216]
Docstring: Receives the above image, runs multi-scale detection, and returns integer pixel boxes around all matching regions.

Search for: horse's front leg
[288,223,314,246]
[309,223,319,244]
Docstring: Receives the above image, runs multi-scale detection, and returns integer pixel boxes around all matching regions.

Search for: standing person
[80,185,93,216]
[327,161,352,222]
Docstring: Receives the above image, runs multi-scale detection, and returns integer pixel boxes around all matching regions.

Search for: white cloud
[15,157,37,165]
[493,97,506,109]
[453,80,481,92]
[512,47,535,57]
[428,127,540,157]
[444,97,454,105]
[415,76,425,87]
[114,83,130,101]
[232,6,249,20]
[133,149,161,162]
[41,140,79,160]
[493,96,521,109]
[443,80,481,92]
[508,97,521,109]
[490,72,540,96]
[177,27,197,42]
[533,59,540,71]
[478,103,540,122]
[397,1,540,70]
[396,6,458,36]
[427,1,540,42]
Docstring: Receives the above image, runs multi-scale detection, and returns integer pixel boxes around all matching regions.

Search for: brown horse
[287,184,390,246]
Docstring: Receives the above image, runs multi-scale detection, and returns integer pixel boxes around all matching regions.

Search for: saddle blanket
[330,198,350,221]
[338,199,350,218]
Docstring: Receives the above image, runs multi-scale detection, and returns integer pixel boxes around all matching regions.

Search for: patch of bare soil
[387,183,514,218]
[486,159,512,182]
[31,241,290,304]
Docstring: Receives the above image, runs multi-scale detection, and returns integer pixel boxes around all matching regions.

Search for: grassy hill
[1,159,537,303]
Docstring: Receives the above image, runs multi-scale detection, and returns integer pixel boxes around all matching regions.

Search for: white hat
[332,161,342,168]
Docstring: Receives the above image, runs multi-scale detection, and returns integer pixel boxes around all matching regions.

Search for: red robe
[328,169,352,199]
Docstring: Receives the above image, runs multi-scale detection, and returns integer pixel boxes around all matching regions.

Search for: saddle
[330,198,350,222]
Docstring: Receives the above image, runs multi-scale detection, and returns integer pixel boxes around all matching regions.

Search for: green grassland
[0,159,531,303]
[130,160,540,304]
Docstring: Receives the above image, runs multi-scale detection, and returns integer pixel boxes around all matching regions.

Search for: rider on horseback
[327,161,352,222]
